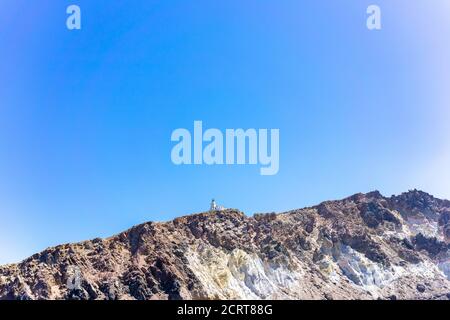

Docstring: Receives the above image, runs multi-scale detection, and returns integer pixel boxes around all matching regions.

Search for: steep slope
[1,190,449,300]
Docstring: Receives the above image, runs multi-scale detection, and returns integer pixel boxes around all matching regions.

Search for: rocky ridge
[0,190,449,300]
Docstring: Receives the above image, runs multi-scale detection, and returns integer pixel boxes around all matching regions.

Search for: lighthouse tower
[209,199,225,212]
[210,199,218,212]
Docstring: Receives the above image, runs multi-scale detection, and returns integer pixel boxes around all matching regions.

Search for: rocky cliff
[1,190,449,300]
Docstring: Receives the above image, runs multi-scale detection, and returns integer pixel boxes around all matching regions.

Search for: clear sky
[1,1,449,264]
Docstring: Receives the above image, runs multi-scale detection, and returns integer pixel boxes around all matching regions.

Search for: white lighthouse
[210,199,225,212]
[210,199,217,211]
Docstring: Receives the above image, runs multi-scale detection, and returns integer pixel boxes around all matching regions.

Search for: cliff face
[1,190,449,300]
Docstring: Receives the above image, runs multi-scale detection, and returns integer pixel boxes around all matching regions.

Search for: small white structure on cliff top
[210,199,225,212]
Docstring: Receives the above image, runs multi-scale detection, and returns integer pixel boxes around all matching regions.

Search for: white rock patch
[185,243,304,299]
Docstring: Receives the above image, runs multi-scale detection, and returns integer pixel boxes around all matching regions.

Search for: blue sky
[1,1,450,264]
